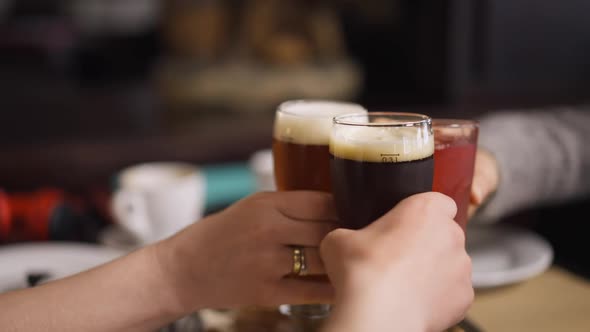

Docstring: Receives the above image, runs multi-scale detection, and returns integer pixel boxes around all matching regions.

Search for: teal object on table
[202,162,257,213]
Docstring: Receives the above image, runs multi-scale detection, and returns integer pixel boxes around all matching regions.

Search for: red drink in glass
[432,119,479,230]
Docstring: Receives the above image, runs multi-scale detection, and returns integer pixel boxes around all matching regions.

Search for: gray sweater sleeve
[472,106,590,223]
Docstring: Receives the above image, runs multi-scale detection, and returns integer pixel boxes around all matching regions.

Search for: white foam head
[273,100,367,145]
[330,114,434,162]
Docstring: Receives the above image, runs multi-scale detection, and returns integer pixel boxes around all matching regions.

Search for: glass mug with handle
[272,100,368,324]
[329,112,435,229]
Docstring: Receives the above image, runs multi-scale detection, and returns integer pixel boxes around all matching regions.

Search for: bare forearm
[0,246,185,332]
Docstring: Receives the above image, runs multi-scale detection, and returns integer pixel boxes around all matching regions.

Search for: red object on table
[0,188,65,242]
[0,190,11,240]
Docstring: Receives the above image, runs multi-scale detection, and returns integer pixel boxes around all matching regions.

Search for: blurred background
[1,0,589,257]
[1,2,590,331]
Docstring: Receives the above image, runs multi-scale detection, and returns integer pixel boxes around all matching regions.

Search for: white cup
[249,149,276,192]
[111,162,206,245]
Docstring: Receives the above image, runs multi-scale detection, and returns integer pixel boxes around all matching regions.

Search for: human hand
[153,191,337,314]
[321,192,473,332]
[468,148,500,218]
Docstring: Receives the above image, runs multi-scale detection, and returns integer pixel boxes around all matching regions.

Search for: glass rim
[277,99,367,118]
[433,118,479,128]
[333,112,431,127]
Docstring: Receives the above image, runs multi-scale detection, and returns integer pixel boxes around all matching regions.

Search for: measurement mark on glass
[380,153,399,163]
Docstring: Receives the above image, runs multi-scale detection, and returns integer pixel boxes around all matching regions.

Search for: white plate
[467,224,554,289]
[0,242,125,292]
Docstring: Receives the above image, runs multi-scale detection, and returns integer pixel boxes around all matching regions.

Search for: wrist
[327,300,425,332]
[327,276,427,332]
[149,239,196,317]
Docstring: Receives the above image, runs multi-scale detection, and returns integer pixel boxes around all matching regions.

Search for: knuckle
[345,237,373,263]
[404,192,444,214]
[460,284,475,314]
[318,222,338,237]
[322,228,349,248]
[307,192,333,212]
[249,191,268,201]
[463,255,473,284]
[244,191,274,208]
[464,253,473,272]
[459,256,474,307]
[319,230,339,256]
[466,285,475,304]
[248,216,280,240]
[468,288,475,307]
[322,228,345,245]
[320,229,355,257]
[261,221,282,239]
[265,251,287,278]
[256,191,276,203]
[308,190,333,203]
[420,192,456,216]
[449,222,466,248]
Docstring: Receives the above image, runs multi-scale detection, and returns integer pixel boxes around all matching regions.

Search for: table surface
[468,266,590,332]
[197,266,590,332]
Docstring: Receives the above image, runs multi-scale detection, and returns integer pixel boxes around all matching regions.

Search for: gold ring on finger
[291,246,308,276]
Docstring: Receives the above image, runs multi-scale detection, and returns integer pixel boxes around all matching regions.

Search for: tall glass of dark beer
[330,112,434,229]
[272,100,367,321]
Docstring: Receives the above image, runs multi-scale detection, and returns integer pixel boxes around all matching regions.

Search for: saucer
[0,242,125,291]
[467,224,554,289]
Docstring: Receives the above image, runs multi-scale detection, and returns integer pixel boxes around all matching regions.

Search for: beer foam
[273,101,367,145]
[330,125,434,162]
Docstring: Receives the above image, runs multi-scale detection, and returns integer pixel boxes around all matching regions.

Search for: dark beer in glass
[330,112,434,229]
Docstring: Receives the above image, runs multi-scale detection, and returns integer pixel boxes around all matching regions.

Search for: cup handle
[111,190,151,243]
